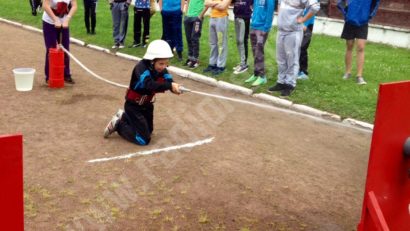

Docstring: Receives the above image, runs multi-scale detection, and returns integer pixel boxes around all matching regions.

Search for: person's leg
[356,39,366,77]
[184,17,194,61]
[161,11,174,50]
[30,0,36,15]
[216,16,229,68]
[191,17,203,63]
[61,27,72,80]
[161,11,167,42]
[143,104,154,134]
[253,30,268,77]
[244,29,257,82]
[284,31,303,88]
[117,103,152,145]
[299,26,312,75]
[345,39,354,76]
[276,32,287,84]
[249,30,269,86]
[244,18,250,65]
[174,11,183,54]
[111,3,121,44]
[142,8,150,46]
[234,18,245,67]
[42,21,58,80]
[84,0,91,33]
[208,18,218,67]
[90,0,97,33]
[119,2,129,45]
[133,8,142,44]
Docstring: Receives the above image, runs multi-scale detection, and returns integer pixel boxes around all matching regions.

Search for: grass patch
[1,1,409,122]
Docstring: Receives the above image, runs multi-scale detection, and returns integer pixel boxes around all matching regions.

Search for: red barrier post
[0,134,24,230]
[358,81,410,231]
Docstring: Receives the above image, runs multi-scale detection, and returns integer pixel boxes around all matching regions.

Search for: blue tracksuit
[337,0,380,26]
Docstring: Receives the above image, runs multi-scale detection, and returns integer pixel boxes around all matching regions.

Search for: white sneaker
[115,109,124,119]
[112,43,119,49]
[232,64,241,71]
[342,73,351,80]
[233,65,249,74]
[103,110,123,138]
[356,77,367,85]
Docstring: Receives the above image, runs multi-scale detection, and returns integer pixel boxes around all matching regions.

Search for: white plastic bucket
[12,68,35,91]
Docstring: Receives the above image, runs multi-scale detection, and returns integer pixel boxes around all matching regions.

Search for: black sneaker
[280,84,295,97]
[189,61,199,69]
[177,52,183,61]
[212,66,225,76]
[130,42,141,48]
[183,59,192,66]
[112,43,120,49]
[203,65,217,73]
[268,83,286,92]
[64,77,75,84]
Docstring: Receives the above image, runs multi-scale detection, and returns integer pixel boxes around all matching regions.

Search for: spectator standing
[109,0,131,49]
[203,0,232,76]
[30,0,43,16]
[297,9,315,80]
[42,0,77,84]
[338,0,380,85]
[268,0,320,96]
[232,0,253,75]
[244,0,274,86]
[159,0,184,60]
[131,0,151,48]
[183,0,209,69]
[83,0,97,34]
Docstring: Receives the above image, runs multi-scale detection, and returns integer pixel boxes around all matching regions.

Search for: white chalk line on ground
[88,137,215,163]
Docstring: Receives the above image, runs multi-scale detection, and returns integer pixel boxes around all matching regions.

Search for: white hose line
[60,46,128,89]
[59,46,370,133]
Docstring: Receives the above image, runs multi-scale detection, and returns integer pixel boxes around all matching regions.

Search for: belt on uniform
[126,89,155,105]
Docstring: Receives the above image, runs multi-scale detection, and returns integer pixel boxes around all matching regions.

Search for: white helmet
[143,40,174,60]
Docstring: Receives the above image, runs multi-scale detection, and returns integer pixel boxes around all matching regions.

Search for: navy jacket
[128,60,173,97]
[232,0,253,19]
[337,0,380,26]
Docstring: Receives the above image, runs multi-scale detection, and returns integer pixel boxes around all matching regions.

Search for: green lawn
[1,0,409,122]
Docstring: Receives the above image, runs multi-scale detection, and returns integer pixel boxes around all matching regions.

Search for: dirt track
[0,22,371,230]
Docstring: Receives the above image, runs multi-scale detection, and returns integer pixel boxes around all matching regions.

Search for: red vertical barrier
[358,81,410,231]
[0,134,24,230]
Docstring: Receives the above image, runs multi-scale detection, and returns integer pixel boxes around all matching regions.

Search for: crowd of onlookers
[35,0,380,96]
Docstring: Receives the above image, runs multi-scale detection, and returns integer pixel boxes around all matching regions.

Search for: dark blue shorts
[341,22,368,40]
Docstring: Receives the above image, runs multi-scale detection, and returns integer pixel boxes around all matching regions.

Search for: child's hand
[297,17,304,24]
[54,21,62,28]
[62,20,69,28]
[171,82,181,95]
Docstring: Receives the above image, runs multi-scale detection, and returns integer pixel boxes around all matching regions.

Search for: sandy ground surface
[0,22,372,231]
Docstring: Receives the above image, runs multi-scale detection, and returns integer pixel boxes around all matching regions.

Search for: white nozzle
[179,86,191,93]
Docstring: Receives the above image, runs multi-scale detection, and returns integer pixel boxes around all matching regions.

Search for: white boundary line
[87,137,215,163]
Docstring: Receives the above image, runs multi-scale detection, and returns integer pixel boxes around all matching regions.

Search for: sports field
[1,22,371,230]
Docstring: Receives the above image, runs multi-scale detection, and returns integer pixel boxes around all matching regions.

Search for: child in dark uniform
[103,40,182,145]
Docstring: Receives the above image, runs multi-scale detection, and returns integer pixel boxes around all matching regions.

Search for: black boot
[177,52,183,62]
